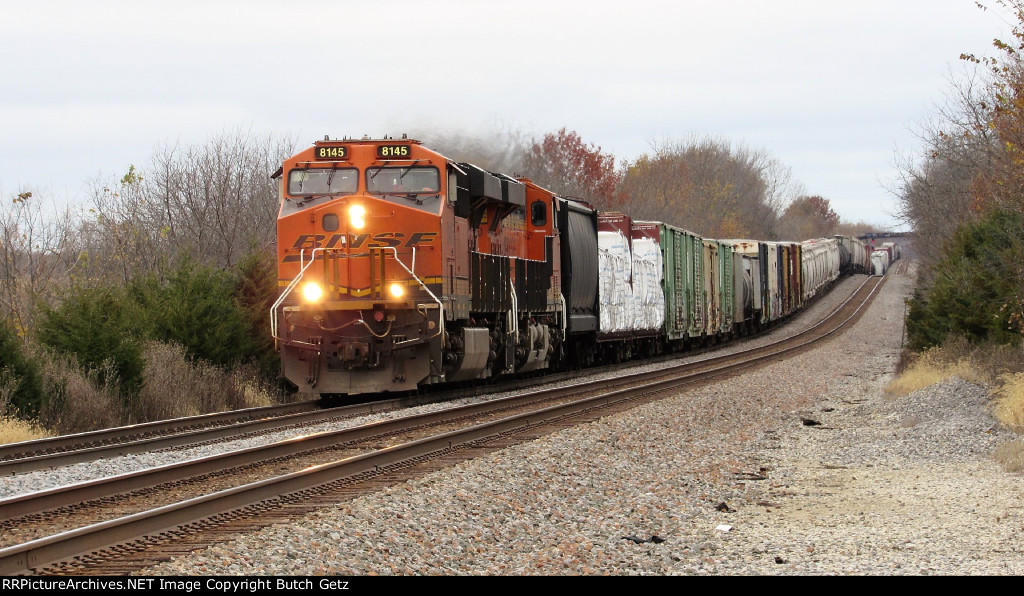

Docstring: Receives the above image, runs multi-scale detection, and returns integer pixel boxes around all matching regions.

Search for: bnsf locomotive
[272,137,881,397]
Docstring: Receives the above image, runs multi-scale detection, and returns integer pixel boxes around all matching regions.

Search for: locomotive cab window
[367,166,442,214]
[531,201,547,226]
[288,168,358,196]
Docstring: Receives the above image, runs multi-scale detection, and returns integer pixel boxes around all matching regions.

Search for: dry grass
[992,440,1024,473]
[886,337,1023,398]
[37,352,125,435]
[993,372,1024,433]
[884,350,990,399]
[137,341,276,423]
[886,339,1024,432]
[887,338,1024,472]
[0,416,51,445]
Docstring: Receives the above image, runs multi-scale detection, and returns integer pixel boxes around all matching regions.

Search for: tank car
[835,235,870,274]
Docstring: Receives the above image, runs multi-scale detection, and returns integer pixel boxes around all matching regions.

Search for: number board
[377,145,411,159]
[314,146,348,160]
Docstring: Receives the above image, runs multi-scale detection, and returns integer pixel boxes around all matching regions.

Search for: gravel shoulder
[140,267,1024,576]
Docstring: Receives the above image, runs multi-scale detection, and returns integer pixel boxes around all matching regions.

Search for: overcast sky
[1,0,1012,229]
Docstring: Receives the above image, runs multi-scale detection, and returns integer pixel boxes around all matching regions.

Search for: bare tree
[72,166,165,286]
[145,129,295,270]
[0,190,78,337]
[78,129,295,285]
[895,69,997,272]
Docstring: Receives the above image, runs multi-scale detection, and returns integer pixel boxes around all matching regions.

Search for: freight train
[271,137,884,397]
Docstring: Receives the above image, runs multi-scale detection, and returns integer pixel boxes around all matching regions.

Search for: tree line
[898,0,1024,350]
[423,127,865,240]
[0,123,870,433]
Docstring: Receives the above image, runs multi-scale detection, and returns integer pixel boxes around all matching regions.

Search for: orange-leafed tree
[960,0,1024,214]
[520,128,624,209]
[618,138,788,238]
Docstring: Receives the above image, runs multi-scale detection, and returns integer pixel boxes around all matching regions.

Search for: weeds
[993,372,1024,433]
[1,340,282,438]
[137,341,275,422]
[37,351,125,434]
[885,337,1022,399]
[992,440,1024,474]
[0,367,51,445]
[886,337,1024,473]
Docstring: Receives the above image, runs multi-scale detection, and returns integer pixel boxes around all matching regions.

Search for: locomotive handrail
[271,247,323,342]
[377,246,445,343]
[508,287,519,374]
[272,246,445,344]
[559,293,568,335]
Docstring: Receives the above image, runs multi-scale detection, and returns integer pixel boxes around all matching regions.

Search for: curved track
[0,276,885,575]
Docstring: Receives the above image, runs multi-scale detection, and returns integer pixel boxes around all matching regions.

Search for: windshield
[367,166,440,193]
[288,168,358,196]
[367,166,442,213]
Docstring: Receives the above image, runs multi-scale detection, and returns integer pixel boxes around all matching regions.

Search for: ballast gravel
[98,268,1024,574]
[0,275,870,499]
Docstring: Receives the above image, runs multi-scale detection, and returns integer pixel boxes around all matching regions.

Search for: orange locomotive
[272,137,582,396]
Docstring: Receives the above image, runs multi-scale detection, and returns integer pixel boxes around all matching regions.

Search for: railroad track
[0,275,885,575]
[0,370,588,476]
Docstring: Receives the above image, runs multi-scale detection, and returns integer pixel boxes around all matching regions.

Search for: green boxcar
[645,223,740,345]
[719,241,734,333]
[640,222,704,344]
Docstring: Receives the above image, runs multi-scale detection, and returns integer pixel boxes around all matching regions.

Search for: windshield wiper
[378,193,421,205]
[294,194,332,207]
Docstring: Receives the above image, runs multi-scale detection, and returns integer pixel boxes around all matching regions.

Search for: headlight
[349,205,366,230]
[302,282,324,303]
[388,283,405,299]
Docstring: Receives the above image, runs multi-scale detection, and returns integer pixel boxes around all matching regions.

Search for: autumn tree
[618,138,792,238]
[519,128,623,209]
[899,0,1024,346]
[776,195,840,240]
[961,0,1024,213]
[895,71,996,273]
[835,220,879,238]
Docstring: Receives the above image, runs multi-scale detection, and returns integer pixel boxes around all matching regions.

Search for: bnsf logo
[282,232,438,263]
